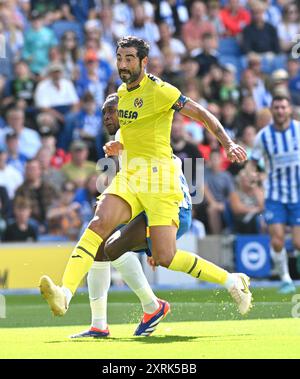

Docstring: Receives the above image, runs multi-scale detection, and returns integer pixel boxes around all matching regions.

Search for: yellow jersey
[117,73,181,172]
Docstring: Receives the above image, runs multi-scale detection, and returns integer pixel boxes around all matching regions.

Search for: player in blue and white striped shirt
[248,95,299,294]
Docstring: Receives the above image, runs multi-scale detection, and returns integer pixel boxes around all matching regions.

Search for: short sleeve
[155,81,181,113]
[251,131,265,162]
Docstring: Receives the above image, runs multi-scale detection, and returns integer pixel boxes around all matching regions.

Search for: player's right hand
[103,141,123,157]
[225,142,247,163]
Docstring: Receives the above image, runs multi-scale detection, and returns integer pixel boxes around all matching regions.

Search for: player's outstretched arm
[180,99,247,163]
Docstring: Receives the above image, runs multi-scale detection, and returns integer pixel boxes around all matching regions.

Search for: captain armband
[171,94,190,112]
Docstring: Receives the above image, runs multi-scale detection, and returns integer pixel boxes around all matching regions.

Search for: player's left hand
[225,142,247,163]
[147,257,158,272]
[103,141,124,158]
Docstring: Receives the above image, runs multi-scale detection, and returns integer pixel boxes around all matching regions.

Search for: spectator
[46,180,82,241]
[0,20,14,79]
[30,0,60,17]
[74,173,99,227]
[238,125,257,159]
[0,107,41,159]
[0,2,24,60]
[201,63,223,102]
[36,112,59,136]
[99,4,126,44]
[182,1,216,53]
[229,169,264,234]
[255,107,272,130]
[61,140,96,188]
[5,131,27,175]
[36,146,65,192]
[39,127,71,169]
[126,3,161,57]
[242,1,280,56]
[219,64,240,104]
[204,150,235,234]
[236,95,257,136]
[2,196,38,242]
[247,52,265,81]
[59,31,80,81]
[60,0,96,23]
[220,0,251,37]
[15,159,58,227]
[179,56,201,91]
[153,0,188,36]
[171,113,203,187]
[240,68,272,110]
[34,62,80,125]
[207,0,224,36]
[76,49,109,108]
[288,57,300,106]
[2,60,36,115]
[193,33,219,77]
[220,101,240,139]
[113,0,154,35]
[0,185,10,223]
[71,92,103,161]
[22,10,58,75]
[278,2,300,54]
[157,21,186,69]
[84,20,115,68]
[0,147,23,199]
[198,128,231,171]
[271,69,290,96]
[262,0,282,28]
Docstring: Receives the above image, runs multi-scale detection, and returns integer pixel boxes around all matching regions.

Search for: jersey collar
[126,73,147,92]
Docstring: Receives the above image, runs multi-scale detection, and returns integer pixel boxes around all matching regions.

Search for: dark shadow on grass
[45,333,254,345]
[44,336,198,344]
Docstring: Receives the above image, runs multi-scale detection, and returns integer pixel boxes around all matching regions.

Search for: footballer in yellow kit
[39,36,253,322]
[101,73,185,227]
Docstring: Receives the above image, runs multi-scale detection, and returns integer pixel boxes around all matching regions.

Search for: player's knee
[104,235,120,261]
[152,248,176,268]
[89,214,112,240]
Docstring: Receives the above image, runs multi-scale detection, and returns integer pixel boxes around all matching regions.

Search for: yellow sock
[168,250,228,286]
[62,228,103,294]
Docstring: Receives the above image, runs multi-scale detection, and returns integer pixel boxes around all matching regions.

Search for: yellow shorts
[99,169,183,227]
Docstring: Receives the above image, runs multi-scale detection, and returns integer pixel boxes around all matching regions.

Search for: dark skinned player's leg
[104,213,148,261]
[88,213,159,331]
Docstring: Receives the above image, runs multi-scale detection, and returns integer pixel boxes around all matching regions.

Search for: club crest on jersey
[134,98,143,108]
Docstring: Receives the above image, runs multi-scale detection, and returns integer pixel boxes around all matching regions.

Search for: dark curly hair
[116,36,150,61]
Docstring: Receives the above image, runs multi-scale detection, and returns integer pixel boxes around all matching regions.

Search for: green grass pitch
[0,287,299,359]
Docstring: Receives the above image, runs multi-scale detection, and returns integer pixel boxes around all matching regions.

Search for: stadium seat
[50,21,84,45]
[218,37,242,57]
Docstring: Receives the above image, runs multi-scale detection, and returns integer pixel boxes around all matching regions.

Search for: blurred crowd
[0,0,300,242]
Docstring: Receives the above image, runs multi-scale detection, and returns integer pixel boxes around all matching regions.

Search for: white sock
[224,273,236,290]
[87,261,111,330]
[270,247,292,283]
[61,286,73,307]
[111,252,159,314]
